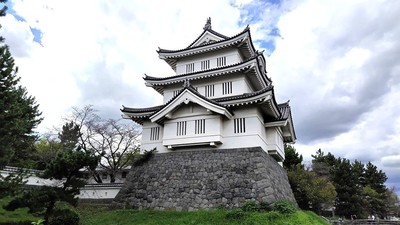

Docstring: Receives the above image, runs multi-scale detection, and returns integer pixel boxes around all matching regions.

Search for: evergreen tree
[364,162,387,194]
[352,160,365,187]
[58,121,80,150]
[330,157,363,218]
[0,4,42,166]
[283,144,303,170]
[363,162,388,217]
[285,146,336,213]
[311,149,336,178]
[5,123,99,225]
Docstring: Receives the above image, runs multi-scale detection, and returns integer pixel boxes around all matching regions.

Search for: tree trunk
[44,199,55,225]
[110,173,116,183]
[92,172,103,183]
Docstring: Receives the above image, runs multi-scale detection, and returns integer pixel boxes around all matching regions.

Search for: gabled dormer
[157,18,257,74]
[187,17,228,48]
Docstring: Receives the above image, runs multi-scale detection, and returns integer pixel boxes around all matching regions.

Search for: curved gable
[189,30,227,48]
[150,88,233,123]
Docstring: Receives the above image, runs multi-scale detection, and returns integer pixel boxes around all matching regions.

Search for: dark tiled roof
[214,85,273,102]
[83,183,124,188]
[121,105,162,113]
[122,84,240,124]
[144,54,259,81]
[151,84,234,121]
[157,26,250,54]
[123,86,277,120]
[277,101,291,120]
[186,29,229,49]
[278,101,297,140]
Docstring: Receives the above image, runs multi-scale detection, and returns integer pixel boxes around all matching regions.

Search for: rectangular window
[195,119,205,134]
[201,60,210,70]
[205,84,214,97]
[186,63,194,73]
[217,56,226,67]
[222,81,232,95]
[102,173,108,180]
[176,121,187,136]
[173,90,180,97]
[234,118,246,133]
[150,127,160,141]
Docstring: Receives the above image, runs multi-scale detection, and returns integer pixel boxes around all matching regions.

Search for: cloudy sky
[1,0,399,194]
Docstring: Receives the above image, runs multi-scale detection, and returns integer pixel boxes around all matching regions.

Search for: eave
[187,29,229,48]
[263,101,296,143]
[157,28,256,71]
[150,86,233,124]
[214,86,281,119]
[121,105,161,125]
[144,55,270,94]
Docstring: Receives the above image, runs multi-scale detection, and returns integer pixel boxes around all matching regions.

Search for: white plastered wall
[163,74,254,103]
[175,48,243,75]
[79,186,121,199]
[140,105,286,162]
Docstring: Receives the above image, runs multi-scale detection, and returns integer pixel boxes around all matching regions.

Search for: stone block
[113,147,296,210]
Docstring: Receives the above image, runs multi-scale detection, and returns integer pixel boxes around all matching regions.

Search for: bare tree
[70,105,141,183]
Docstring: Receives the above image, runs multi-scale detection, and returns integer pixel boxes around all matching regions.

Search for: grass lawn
[0,197,41,223]
[1,198,330,225]
[79,206,330,225]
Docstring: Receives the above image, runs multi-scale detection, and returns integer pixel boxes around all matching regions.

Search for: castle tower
[114,18,297,210]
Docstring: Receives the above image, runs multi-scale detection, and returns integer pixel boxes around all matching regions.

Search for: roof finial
[203,17,212,30]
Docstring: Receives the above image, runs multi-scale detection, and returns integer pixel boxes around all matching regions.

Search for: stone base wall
[113,147,296,210]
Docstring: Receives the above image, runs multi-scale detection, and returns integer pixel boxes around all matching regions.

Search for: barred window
[195,119,205,134]
[177,121,187,136]
[150,127,160,141]
[222,81,232,95]
[186,63,194,73]
[234,118,246,133]
[201,60,210,70]
[217,56,226,67]
[205,84,214,97]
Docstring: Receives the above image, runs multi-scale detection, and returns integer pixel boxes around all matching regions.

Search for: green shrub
[241,201,259,212]
[48,208,79,225]
[258,201,270,211]
[133,148,156,167]
[48,201,80,225]
[271,199,296,214]
[225,209,246,220]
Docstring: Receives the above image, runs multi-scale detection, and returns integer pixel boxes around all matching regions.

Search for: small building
[0,166,128,203]
[78,167,130,202]
[121,18,295,164]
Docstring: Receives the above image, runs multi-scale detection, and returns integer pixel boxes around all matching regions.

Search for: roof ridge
[158,27,249,53]
[121,105,163,112]
[144,54,259,80]
[214,85,274,102]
